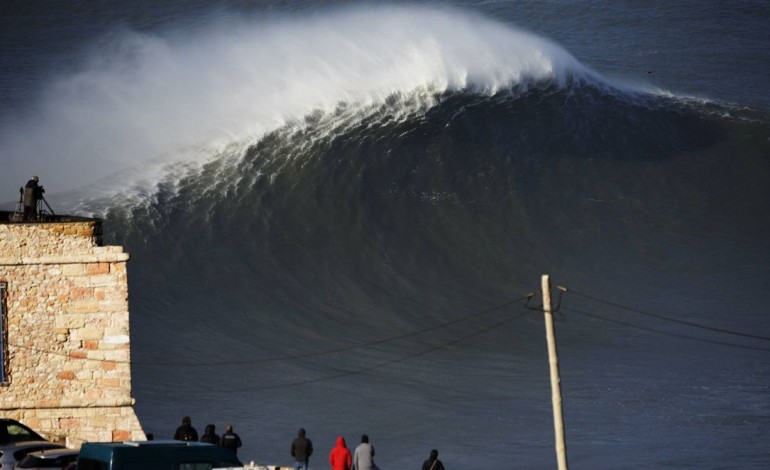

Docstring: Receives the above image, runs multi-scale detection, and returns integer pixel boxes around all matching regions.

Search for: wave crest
[0,5,588,197]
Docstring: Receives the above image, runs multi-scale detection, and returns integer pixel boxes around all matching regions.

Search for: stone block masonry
[0,218,145,447]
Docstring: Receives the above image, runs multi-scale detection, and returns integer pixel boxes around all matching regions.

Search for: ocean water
[1,1,769,469]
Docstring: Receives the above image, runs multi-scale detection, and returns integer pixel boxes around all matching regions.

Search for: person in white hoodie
[353,434,376,470]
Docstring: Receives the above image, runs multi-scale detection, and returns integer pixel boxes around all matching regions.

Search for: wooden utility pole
[542,274,569,470]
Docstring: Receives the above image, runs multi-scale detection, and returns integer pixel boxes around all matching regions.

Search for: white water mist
[0,5,586,202]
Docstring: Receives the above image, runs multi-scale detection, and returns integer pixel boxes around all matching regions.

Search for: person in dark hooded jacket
[200,424,219,444]
[173,416,198,442]
[421,449,446,470]
[290,427,313,470]
[22,175,44,221]
[329,435,352,470]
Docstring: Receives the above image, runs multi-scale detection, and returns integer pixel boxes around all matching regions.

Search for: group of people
[174,418,446,469]
[173,416,242,456]
[294,428,446,470]
[325,432,377,470]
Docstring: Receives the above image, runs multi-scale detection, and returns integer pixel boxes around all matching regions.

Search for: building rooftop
[0,210,100,224]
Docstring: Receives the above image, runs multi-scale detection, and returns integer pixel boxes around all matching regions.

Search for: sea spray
[0,5,589,198]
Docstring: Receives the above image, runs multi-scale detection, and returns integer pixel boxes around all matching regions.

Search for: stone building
[0,212,145,446]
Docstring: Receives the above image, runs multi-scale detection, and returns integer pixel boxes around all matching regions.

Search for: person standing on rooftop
[22,175,43,221]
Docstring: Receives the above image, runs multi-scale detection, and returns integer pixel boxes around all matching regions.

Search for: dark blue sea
[2,1,769,468]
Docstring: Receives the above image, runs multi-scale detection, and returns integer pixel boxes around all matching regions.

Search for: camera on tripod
[10,180,55,222]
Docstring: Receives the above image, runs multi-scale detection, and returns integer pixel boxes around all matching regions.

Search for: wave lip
[0,4,590,196]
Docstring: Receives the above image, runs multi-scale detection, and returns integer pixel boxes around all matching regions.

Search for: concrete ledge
[0,251,129,266]
[2,398,137,410]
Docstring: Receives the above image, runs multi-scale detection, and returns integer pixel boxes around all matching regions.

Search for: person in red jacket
[329,435,352,470]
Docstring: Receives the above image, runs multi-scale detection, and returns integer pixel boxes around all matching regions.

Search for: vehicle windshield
[0,421,45,444]
[17,452,78,468]
[77,458,109,470]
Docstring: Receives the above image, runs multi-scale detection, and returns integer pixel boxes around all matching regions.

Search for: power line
[222,309,532,393]
[132,295,528,367]
[561,305,770,353]
[8,295,531,367]
[566,288,770,342]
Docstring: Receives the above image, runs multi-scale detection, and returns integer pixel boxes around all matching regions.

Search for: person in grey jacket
[353,434,376,470]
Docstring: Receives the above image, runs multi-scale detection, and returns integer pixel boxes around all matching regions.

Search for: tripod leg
[42,196,56,217]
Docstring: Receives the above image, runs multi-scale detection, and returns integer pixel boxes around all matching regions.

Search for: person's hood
[205,425,215,434]
[429,449,439,460]
[336,436,347,447]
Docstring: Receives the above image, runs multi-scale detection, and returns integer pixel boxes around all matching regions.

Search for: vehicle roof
[24,447,79,458]
[79,440,241,465]
[0,440,63,450]
[83,440,213,448]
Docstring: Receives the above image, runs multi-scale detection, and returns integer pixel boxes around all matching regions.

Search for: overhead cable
[222,310,531,393]
[566,288,770,342]
[561,305,770,353]
[8,295,531,367]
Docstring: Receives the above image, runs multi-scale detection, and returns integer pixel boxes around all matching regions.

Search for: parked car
[0,419,46,444]
[0,441,65,470]
[77,440,242,470]
[17,447,79,469]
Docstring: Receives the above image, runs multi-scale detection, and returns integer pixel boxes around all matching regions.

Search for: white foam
[0,5,587,200]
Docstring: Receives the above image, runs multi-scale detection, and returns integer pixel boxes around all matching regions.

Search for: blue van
[76,440,242,470]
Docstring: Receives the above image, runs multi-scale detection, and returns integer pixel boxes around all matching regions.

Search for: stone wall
[0,220,145,447]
